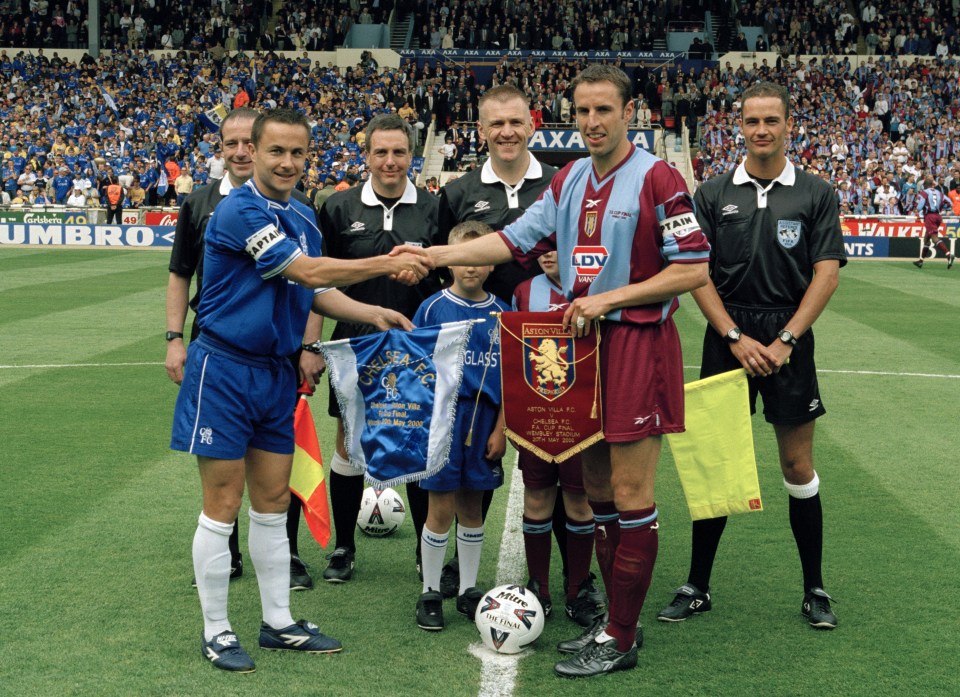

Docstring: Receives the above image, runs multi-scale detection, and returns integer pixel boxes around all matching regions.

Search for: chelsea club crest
[776,219,801,249]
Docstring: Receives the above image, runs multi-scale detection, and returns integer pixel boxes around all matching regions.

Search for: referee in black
[318,114,442,584]
[165,107,326,591]
[657,82,846,629]
[436,84,590,606]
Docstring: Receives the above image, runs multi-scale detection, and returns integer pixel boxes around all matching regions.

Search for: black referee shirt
[693,161,847,309]
[438,155,557,303]
[320,177,442,340]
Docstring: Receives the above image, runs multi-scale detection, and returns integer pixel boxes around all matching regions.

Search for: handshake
[386,244,438,286]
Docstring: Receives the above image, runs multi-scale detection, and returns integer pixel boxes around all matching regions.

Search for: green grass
[0,250,958,696]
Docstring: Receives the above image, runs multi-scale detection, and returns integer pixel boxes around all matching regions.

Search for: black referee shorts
[700,306,826,426]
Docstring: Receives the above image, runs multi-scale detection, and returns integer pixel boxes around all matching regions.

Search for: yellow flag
[665,369,762,520]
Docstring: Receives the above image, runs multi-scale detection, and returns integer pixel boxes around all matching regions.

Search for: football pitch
[0,248,957,697]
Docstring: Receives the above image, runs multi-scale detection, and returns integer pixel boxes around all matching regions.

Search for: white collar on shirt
[732,159,796,187]
[480,153,543,185]
[360,176,418,206]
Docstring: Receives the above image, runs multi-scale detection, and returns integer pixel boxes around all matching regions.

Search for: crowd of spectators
[693,54,960,215]
[0,48,434,208]
[411,0,679,52]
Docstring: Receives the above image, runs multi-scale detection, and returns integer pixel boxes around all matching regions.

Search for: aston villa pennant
[499,311,603,462]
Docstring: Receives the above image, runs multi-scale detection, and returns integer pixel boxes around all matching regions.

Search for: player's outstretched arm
[283,251,432,289]
[312,289,414,331]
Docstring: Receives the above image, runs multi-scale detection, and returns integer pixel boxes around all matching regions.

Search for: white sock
[194,512,234,641]
[248,508,295,630]
[456,524,484,594]
[330,450,359,476]
[420,526,449,594]
[784,472,820,499]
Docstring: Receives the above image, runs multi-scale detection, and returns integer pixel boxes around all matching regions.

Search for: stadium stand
[3,0,960,213]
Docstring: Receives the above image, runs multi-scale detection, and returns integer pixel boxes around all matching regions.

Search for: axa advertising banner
[0,224,176,247]
[528,129,655,153]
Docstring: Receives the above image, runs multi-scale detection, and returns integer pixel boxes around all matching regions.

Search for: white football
[356,487,406,537]
[475,584,545,654]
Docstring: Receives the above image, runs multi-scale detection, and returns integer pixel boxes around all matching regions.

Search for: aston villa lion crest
[523,323,574,401]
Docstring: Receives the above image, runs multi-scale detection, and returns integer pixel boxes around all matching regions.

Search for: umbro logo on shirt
[350,221,366,231]
[474,200,491,211]
[721,204,739,216]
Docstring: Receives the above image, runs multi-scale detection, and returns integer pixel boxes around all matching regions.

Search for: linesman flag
[290,396,331,548]
[665,369,763,520]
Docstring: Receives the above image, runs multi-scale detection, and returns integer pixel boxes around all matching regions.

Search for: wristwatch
[302,340,323,354]
[165,331,183,342]
[724,327,742,343]
[777,329,797,346]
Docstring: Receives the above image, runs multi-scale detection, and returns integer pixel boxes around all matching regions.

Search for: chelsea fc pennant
[498,311,604,462]
[319,321,474,487]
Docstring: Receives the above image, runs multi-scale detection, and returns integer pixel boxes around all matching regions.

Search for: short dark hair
[364,113,415,153]
[571,64,632,107]
[741,81,790,118]
[478,83,529,114]
[220,107,259,137]
[251,108,311,146]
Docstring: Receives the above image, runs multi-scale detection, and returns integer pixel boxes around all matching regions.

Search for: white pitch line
[683,365,960,380]
[0,362,162,369]
[475,454,527,697]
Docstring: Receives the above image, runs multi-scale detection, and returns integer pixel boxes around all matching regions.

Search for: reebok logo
[585,198,602,208]
[474,200,491,211]
[350,221,366,231]
[721,204,739,216]
[808,399,820,411]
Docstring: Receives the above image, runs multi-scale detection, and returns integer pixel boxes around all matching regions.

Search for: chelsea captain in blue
[657,82,846,631]
[170,108,432,674]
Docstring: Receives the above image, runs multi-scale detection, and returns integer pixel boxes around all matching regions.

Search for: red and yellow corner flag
[290,397,331,548]
[665,369,763,521]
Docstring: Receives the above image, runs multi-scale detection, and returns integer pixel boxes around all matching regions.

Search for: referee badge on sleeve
[776,219,802,249]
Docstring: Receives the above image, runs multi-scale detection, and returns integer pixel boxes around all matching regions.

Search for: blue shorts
[419,397,504,492]
[170,335,297,460]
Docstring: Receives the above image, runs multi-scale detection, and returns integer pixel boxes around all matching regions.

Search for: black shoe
[416,590,444,631]
[913,259,924,268]
[192,557,244,588]
[656,583,712,622]
[290,555,313,591]
[557,613,644,655]
[802,588,838,629]
[948,253,955,270]
[565,573,607,627]
[456,587,483,621]
[554,636,638,678]
[439,557,460,599]
[259,620,342,653]
[525,578,553,618]
[322,547,355,583]
[201,630,256,673]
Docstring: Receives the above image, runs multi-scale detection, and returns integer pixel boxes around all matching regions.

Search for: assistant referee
[657,81,847,630]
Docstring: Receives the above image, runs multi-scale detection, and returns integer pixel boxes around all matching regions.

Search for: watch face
[726,328,741,342]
